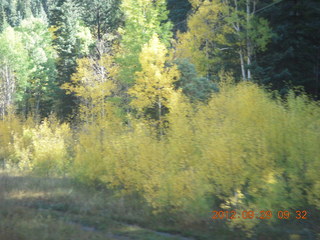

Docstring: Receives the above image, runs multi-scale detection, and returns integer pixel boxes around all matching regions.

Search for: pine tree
[16,0,32,20]
[76,0,121,41]
[50,0,81,117]
[174,59,218,101]
[167,0,191,33]
[4,0,18,26]
[254,0,320,98]
[0,1,6,32]
[31,0,47,18]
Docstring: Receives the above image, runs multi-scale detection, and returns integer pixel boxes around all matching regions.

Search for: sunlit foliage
[0,1,319,238]
[1,72,319,235]
[69,81,320,228]
[176,0,272,80]
[117,0,173,84]
[17,17,57,117]
[62,54,118,124]
[0,27,30,117]
[129,34,180,121]
[0,116,70,175]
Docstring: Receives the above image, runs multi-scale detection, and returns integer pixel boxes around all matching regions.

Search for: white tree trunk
[246,0,252,80]
[0,64,15,118]
[239,49,246,81]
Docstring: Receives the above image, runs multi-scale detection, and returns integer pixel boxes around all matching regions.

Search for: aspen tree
[129,34,180,123]
[118,0,172,85]
[62,54,118,123]
[176,0,272,80]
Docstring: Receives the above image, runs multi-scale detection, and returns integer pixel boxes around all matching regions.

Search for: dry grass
[0,170,197,240]
[0,170,317,240]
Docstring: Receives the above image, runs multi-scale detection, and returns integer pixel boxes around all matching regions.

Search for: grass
[0,170,318,240]
[1,169,235,240]
[0,170,197,240]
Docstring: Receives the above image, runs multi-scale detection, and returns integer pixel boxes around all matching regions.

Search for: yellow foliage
[176,0,271,80]
[0,115,71,175]
[175,0,226,76]
[31,119,71,175]
[9,117,71,175]
[0,120,17,165]
[62,54,118,124]
[48,26,59,41]
[3,75,319,233]
[129,34,180,119]
[72,81,320,224]
[0,114,35,167]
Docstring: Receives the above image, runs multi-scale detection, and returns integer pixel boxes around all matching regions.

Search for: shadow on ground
[0,171,198,240]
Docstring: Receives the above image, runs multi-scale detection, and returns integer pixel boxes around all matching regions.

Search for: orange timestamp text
[211,210,308,220]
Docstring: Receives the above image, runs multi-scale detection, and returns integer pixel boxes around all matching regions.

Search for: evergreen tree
[50,0,82,117]
[4,0,18,26]
[31,0,47,18]
[1,0,46,27]
[0,1,6,32]
[167,0,191,33]
[174,59,218,101]
[254,0,320,98]
[76,0,121,41]
[41,0,53,18]
[16,0,32,20]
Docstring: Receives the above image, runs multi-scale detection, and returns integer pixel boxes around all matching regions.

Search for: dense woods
[0,0,319,239]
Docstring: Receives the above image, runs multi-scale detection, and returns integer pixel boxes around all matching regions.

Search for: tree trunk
[158,96,163,137]
[97,9,101,41]
[246,0,251,80]
[239,49,246,81]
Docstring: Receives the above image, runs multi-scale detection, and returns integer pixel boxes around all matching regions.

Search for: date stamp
[211,210,308,220]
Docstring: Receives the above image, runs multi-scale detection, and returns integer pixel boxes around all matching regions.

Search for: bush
[10,117,71,175]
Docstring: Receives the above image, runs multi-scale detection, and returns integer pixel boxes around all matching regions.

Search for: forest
[0,0,319,239]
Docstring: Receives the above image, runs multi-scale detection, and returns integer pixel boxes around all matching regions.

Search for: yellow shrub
[0,114,30,167]
[9,117,71,175]
[31,119,71,175]
[71,81,320,228]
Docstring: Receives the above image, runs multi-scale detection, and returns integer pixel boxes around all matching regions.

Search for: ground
[0,171,317,240]
[0,170,196,240]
